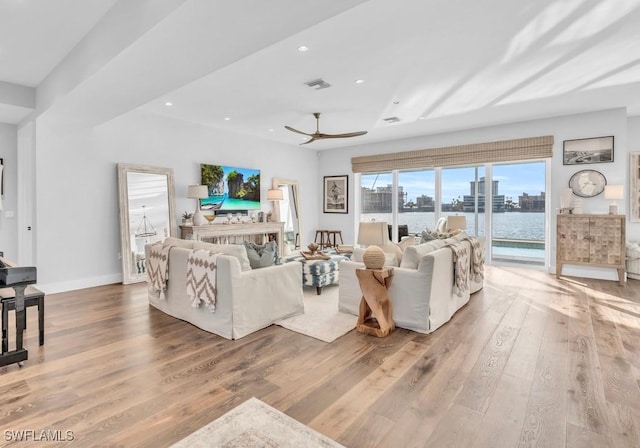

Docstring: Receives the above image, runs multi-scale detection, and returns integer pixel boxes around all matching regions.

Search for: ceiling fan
[285,112,367,145]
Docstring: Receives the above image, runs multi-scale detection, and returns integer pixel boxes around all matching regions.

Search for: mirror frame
[118,163,177,284]
[272,177,303,248]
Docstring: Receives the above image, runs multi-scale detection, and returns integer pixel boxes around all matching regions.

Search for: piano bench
[1,285,45,347]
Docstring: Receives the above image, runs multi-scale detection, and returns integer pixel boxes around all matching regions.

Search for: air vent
[305,78,331,90]
[383,116,401,123]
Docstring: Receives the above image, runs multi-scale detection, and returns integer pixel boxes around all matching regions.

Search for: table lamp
[604,185,623,215]
[267,188,283,222]
[446,215,467,234]
[357,221,390,269]
[187,185,208,226]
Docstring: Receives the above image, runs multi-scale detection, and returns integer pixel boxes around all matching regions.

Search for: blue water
[363,211,545,241]
[201,194,260,211]
[363,211,546,262]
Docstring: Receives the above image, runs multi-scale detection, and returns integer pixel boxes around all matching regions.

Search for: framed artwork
[563,136,614,165]
[631,152,640,222]
[323,175,348,213]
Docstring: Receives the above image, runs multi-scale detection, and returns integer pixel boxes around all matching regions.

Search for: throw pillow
[193,242,252,271]
[243,241,279,269]
[382,242,403,264]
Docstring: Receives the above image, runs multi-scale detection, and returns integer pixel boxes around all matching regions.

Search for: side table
[355,267,394,337]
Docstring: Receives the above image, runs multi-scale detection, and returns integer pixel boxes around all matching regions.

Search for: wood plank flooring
[1,266,639,447]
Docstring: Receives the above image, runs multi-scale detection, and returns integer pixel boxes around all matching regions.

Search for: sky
[361,162,546,204]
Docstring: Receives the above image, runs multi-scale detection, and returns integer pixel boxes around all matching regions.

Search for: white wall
[0,123,18,258]
[319,108,635,280]
[34,110,318,293]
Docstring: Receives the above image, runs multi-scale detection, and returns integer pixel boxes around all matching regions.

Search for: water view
[363,211,546,263]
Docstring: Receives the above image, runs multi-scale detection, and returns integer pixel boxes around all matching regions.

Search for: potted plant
[182,211,193,226]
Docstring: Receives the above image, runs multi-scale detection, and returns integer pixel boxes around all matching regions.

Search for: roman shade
[351,135,553,173]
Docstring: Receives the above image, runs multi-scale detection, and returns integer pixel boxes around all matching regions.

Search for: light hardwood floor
[1,266,639,447]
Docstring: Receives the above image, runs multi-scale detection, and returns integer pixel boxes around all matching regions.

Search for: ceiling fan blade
[317,131,368,139]
[284,125,313,136]
[299,136,318,145]
[286,113,368,144]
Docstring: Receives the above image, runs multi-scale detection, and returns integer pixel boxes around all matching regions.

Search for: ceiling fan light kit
[284,112,367,145]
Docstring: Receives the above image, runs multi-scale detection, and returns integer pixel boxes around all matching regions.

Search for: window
[357,161,547,266]
[397,169,435,238]
[441,166,486,236]
[491,161,546,264]
[360,172,393,224]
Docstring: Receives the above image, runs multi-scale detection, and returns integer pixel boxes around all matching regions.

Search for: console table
[180,222,285,257]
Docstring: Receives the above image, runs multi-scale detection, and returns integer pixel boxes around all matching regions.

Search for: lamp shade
[447,215,467,231]
[604,185,624,200]
[357,221,390,246]
[187,185,208,199]
[267,188,283,201]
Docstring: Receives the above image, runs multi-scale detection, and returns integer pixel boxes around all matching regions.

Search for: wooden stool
[314,230,344,249]
[355,267,394,337]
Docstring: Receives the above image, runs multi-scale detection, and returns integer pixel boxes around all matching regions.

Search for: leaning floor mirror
[118,163,177,284]
[272,178,303,252]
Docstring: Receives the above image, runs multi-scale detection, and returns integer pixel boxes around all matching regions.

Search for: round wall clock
[569,169,607,198]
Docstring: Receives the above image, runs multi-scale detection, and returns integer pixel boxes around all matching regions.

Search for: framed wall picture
[323,175,348,213]
[631,152,640,222]
[563,136,614,165]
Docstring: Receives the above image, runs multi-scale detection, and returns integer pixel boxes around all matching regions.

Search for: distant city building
[415,194,435,212]
[361,184,406,212]
[519,192,545,211]
[463,177,505,212]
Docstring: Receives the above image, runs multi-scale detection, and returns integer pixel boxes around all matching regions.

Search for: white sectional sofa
[338,235,484,334]
[145,238,304,340]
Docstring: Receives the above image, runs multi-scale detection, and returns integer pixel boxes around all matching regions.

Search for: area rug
[170,397,344,448]
[276,287,356,343]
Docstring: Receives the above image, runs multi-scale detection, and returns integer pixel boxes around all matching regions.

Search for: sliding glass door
[491,161,546,265]
[357,159,547,266]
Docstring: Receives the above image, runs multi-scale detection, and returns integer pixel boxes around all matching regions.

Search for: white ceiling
[2,0,640,149]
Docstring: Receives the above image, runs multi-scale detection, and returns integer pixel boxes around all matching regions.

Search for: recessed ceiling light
[224,117,231,121]
[268,128,274,132]
[419,116,426,120]
[164,102,173,106]
[354,79,365,84]
[297,45,309,52]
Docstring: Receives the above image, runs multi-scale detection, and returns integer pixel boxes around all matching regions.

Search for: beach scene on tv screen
[200,164,261,211]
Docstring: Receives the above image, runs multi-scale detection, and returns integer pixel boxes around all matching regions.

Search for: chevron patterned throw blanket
[463,237,485,281]
[186,249,219,312]
[446,241,470,297]
[147,242,171,299]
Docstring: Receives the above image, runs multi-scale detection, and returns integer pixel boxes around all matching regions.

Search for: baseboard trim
[38,273,123,294]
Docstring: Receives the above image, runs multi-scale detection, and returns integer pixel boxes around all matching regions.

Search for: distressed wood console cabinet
[180,222,285,257]
[556,214,626,285]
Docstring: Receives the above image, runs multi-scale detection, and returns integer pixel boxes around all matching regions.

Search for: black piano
[0,253,38,367]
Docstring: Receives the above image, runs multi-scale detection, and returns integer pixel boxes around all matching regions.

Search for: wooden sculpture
[355,267,394,337]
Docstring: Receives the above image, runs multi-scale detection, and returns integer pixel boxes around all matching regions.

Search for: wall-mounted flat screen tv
[200,164,261,211]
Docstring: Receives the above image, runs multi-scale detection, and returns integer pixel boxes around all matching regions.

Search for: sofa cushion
[243,241,279,269]
[400,240,447,269]
[193,241,252,271]
[163,237,195,249]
